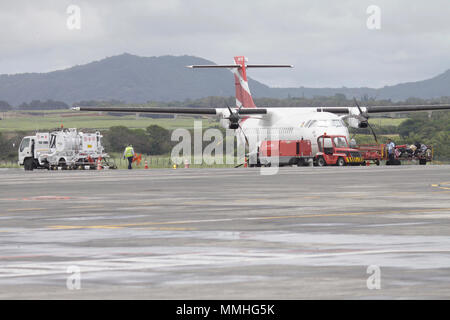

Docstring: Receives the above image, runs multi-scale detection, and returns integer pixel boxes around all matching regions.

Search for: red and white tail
[187,57,292,108]
[232,56,256,108]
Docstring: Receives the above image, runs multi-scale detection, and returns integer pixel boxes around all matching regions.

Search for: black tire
[24,158,34,171]
[58,159,67,170]
[419,159,427,165]
[375,160,380,166]
[336,157,345,167]
[317,157,326,167]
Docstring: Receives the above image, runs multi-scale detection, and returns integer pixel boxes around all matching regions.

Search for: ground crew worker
[387,138,395,164]
[123,144,135,169]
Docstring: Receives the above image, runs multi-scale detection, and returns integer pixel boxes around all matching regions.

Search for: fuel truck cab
[18,132,51,170]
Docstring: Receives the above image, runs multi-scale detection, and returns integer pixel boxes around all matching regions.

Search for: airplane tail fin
[233,56,255,108]
[187,56,292,108]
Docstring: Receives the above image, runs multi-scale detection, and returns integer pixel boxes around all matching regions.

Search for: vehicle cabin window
[20,138,30,152]
[323,138,334,154]
[333,137,348,148]
[323,138,333,148]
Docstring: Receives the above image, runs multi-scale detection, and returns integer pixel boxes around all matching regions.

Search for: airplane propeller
[353,98,378,144]
[224,102,252,168]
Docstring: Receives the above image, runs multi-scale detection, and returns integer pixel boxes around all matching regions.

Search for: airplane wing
[72,106,268,116]
[366,105,450,113]
[317,104,450,114]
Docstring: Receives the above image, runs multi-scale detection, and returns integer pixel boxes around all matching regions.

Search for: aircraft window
[307,120,316,128]
[332,120,344,127]
[315,120,328,127]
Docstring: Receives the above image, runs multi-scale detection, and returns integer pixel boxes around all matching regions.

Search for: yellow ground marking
[6,208,45,212]
[134,202,158,206]
[431,182,450,190]
[137,227,197,231]
[48,207,450,230]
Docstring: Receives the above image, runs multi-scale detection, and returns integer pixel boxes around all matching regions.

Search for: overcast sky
[1,0,449,88]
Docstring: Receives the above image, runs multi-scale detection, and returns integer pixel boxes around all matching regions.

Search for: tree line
[1,95,449,161]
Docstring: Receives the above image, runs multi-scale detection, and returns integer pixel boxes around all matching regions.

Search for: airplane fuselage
[219,108,350,155]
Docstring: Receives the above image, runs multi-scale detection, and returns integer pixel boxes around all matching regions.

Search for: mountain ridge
[0,53,448,105]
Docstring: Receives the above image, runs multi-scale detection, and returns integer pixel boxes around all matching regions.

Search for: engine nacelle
[219,118,239,130]
[347,117,368,129]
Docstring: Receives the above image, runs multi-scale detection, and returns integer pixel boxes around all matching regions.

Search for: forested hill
[0,53,449,106]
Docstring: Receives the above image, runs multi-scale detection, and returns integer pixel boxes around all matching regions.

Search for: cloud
[0,0,449,88]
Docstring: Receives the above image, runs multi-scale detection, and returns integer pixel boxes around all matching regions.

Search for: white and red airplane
[74,56,450,159]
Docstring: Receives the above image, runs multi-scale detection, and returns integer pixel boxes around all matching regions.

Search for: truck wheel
[58,159,67,170]
[375,160,380,166]
[317,157,326,167]
[419,159,427,165]
[336,157,345,167]
[24,158,34,171]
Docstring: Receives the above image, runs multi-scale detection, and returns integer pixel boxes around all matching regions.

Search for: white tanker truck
[18,128,113,171]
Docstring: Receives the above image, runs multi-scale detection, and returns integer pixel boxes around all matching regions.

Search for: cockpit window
[332,120,344,127]
[308,120,328,127]
[306,120,316,128]
[308,119,345,128]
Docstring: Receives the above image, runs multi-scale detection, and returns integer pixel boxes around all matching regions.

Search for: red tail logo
[233,56,256,109]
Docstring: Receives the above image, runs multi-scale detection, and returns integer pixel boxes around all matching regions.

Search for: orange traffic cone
[145,160,149,169]
[244,157,248,168]
[97,157,102,170]
[184,159,189,168]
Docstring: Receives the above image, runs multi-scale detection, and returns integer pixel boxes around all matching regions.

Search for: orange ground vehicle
[258,139,313,167]
[314,134,365,167]
[356,143,433,165]
[355,144,384,165]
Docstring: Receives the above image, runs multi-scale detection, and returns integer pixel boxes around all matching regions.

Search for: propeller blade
[367,121,378,144]
[238,123,249,147]
[353,97,363,114]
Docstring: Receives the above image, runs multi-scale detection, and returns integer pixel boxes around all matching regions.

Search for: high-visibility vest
[124,146,134,158]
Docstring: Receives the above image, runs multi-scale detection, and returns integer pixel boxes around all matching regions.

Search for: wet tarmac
[0,165,449,299]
